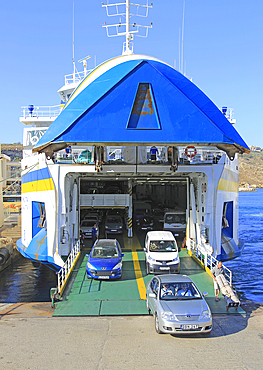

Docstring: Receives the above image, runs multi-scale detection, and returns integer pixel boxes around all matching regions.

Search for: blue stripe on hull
[22,167,52,184]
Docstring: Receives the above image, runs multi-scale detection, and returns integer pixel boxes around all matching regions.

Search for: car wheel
[155,314,162,334]
[146,299,151,315]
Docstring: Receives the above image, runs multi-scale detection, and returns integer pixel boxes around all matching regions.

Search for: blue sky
[0,0,262,147]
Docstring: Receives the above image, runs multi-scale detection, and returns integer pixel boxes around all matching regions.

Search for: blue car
[86,239,124,279]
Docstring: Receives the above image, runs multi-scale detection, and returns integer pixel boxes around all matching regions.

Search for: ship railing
[219,107,235,122]
[64,69,93,85]
[57,240,81,294]
[21,105,62,119]
[52,145,225,166]
[188,239,232,286]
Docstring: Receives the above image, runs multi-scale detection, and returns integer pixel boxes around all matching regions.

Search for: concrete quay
[0,300,262,370]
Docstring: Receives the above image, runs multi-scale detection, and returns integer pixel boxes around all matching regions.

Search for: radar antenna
[101,0,153,55]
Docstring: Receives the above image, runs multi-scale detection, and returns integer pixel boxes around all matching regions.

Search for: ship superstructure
[17,1,249,271]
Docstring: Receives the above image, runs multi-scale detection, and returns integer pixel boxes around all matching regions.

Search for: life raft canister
[185,146,197,158]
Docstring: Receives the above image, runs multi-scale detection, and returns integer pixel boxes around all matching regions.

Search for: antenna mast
[72,1,76,83]
[181,1,185,74]
[102,0,153,55]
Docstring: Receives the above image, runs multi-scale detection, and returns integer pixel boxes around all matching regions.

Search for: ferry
[17,1,249,273]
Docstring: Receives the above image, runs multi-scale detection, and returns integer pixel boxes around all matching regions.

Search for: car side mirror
[121,253,124,257]
[178,247,181,252]
[149,292,156,299]
[143,247,147,252]
[203,292,208,297]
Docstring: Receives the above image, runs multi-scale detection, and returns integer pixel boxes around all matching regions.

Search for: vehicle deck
[53,233,245,316]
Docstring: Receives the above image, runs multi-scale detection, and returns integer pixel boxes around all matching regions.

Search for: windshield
[106,217,121,224]
[91,246,119,259]
[165,214,185,224]
[160,282,201,300]
[149,240,177,252]
[81,220,94,227]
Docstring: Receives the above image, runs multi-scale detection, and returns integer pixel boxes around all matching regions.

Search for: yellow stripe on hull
[217,178,239,193]
[22,178,55,193]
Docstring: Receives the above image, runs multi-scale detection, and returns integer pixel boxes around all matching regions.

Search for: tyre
[155,313,162,334]
[0,247,10,266]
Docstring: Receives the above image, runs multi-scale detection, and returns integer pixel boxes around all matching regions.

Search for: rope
[1,161,39,195]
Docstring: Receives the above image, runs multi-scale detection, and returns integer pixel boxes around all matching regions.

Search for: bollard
[50,287,58,308]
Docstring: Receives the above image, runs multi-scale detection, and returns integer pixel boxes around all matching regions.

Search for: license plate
[159,267,170,270]
[111,230,117,232]
[181,324,198,330]
[98,276,110,279]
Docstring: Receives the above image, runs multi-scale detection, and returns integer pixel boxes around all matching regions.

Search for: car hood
[149,252,179,261]
[160,298,208,315]
[88,256,121,268]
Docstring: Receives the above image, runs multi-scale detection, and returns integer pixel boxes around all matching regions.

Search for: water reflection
[225,189,263,304]
[0,255,57,303]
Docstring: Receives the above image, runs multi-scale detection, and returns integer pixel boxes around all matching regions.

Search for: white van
[163,210,186,239]
[144,231,180,274]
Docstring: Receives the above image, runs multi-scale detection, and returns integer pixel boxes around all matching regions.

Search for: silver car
[80,219,99,239]
[146,274,212,335]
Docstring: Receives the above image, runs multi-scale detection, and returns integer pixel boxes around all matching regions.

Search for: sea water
[225,189,263,304]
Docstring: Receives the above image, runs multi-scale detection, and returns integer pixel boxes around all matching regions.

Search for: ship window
[222,201,233,238]
[37,203,46,229]
[32,201,46,237]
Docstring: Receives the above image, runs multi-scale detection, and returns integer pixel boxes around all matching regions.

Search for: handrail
[57,240,81,294]
[21,105,61,119]
[188,239,232,286]
[64,69,93,85]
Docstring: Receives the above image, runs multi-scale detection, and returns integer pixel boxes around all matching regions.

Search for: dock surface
[0,233,261,369]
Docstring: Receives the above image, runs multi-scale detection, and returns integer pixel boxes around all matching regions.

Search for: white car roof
[146,231,175,240]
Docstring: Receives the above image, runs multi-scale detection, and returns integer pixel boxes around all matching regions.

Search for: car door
[149,277,159,314]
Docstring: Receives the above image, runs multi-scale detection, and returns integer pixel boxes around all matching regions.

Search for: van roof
[146,231,175,240]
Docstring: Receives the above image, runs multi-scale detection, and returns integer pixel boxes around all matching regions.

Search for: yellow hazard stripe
[132,250,146,300]
[217,178,238,193]
[123,233,146,300]
[22,178,55,193]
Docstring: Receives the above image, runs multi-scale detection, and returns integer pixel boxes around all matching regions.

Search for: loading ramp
[53,233,245,316]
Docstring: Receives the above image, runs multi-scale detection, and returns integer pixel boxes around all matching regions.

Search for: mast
[126,0,131,54]
[102,0,153,55]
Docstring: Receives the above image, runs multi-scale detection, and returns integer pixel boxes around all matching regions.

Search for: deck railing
[188,239,232,286]
[21,105,61,119]
[57,240,81,294]
[64,69,93,85]
[53,146,225,166]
